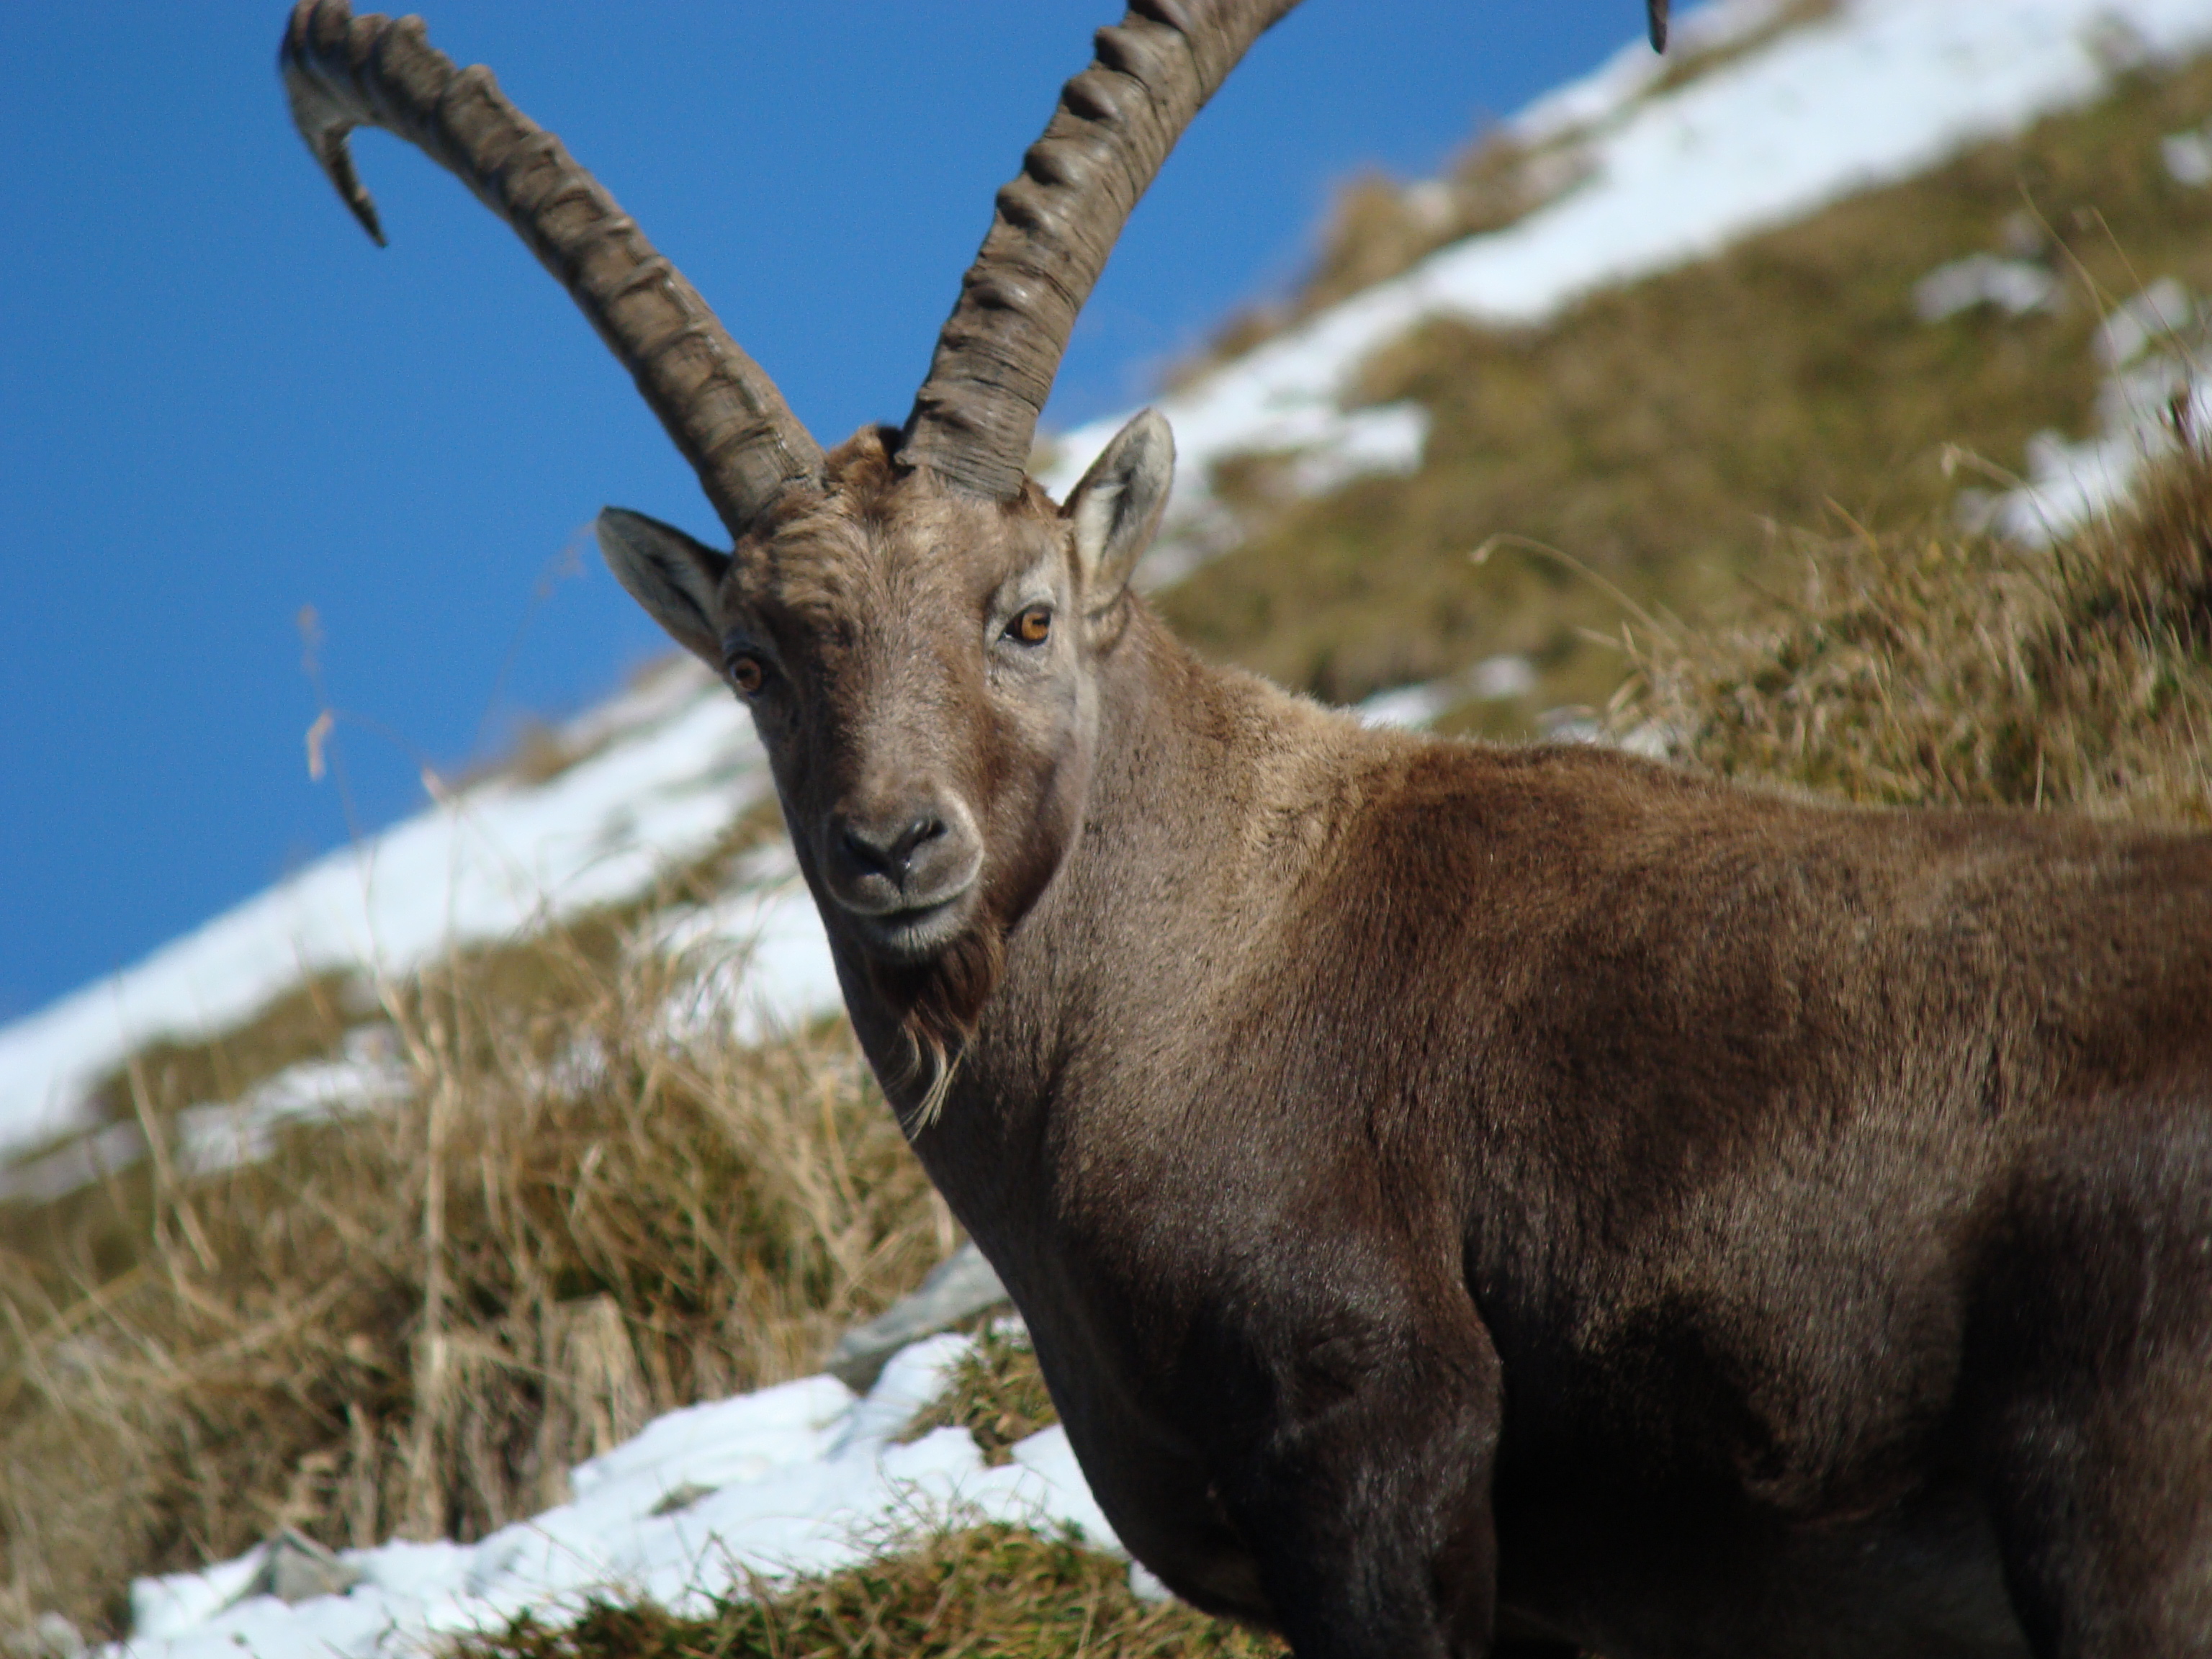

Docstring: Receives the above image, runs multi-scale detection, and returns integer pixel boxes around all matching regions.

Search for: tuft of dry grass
[457,1518,1283,1659]
[1617,441,2212,821]
[900,1323,1058,1467]
[0,922,947,1638]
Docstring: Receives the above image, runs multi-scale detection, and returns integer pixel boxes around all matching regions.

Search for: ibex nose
[837,812,946,883]
[824,793,981,925]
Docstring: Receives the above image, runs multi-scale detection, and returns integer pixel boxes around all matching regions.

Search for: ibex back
[281,3,2212,1654]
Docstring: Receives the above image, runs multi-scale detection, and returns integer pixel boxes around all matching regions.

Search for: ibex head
[279,0,1274,1069]
[595,415,1172,1071]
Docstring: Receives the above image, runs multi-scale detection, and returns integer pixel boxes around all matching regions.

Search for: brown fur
[804,452,1023,1086]
[619,428,2212,1655]
[737,433,1053,1084]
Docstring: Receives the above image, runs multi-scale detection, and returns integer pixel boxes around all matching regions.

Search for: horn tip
[1647,0,1670,52]
[318,141,388,246]
[351,197,390,248]
[304,120,389,246]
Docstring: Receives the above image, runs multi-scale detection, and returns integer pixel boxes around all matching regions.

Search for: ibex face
[597,415,1172,991]
[278,0,1257,1053]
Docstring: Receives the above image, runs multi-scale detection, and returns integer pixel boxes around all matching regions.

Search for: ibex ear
[1063,409,1174,610]
[595,507,731,667]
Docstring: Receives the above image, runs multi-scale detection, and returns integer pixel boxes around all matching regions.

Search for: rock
[647,1480,718,1516]
[827,1240,1010,1391]
[226,1528,362,1607]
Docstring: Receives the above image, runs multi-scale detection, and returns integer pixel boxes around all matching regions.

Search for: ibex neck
[909,603,1375,1218]
[1077,604,1366,894]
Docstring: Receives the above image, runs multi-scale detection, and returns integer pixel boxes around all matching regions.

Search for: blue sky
[0,3,1651,1020]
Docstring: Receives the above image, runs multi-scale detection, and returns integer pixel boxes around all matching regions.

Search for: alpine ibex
[282,2,2212,1653]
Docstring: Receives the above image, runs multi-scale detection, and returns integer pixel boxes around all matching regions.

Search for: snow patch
[642,843,844,1048]
[116,1334,1119,1659]
[1044,0,2212,583]
[0,1025,413,1203]
[2164,120,2212,182]
[1913,254,2062,322]
[2099,276,2197,366]
[1356,656,1539,731]
[1981,279,2210,542]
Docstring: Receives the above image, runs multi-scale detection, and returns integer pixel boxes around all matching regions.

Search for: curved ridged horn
[1648,0,1670,53]
[899,0,1300,503]
[279,0,822,539]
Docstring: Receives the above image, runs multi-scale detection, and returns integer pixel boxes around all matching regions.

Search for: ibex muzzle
[286,5,2212,1656]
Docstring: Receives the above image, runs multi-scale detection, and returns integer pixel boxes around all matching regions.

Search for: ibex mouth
[848,892,976,965]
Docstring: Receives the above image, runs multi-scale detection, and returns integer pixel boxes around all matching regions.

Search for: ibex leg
[1979,1345,2212,1658]
[1211,1287,1507,1658]
[1972,1124,2212,1657]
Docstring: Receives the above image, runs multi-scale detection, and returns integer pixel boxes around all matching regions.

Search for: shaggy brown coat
[616,429,2212,1658]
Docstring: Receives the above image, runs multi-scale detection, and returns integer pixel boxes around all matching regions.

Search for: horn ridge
[899,0,1301,502]
[279,0,822,537]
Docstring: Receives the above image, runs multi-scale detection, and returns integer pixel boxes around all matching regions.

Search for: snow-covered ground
[1045,0,2212,581]
[1985,274,2212,539]
[119,1331,1123,1659]
[0,658,842,1166]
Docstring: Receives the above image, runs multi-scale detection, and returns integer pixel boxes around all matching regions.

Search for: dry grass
[0,921,948,1637]
[0,799,799,1363]
[457,1518,1282,1659]
[1617,440,2212,820]
[900,1323,1057,1467]
[1161,52,2212,721]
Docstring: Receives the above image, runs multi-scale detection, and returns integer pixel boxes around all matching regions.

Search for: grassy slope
[0,925,945,1636]
[899,1323,1059,1467]
[1167,1,1843,387]
[1161,53,2212,727]
[1622,438,2212,820]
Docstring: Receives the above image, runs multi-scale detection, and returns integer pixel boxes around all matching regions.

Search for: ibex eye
[727,655,765,695]
[1010,606,1053,646]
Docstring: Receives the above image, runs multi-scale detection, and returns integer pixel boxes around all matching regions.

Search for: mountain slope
[1164,42,2212,716]
[1044,0,2212,570]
